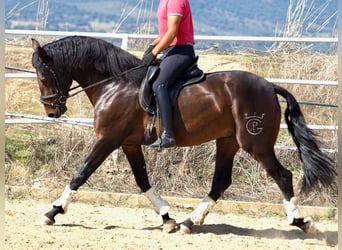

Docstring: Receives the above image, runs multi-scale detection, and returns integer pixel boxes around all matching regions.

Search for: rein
[67,64,146,98]
[40,64,146,106]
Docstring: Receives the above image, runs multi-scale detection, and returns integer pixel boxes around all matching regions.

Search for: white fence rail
[5,29,338,50]
[4,112,337,153]
[5,30,338,152]
[6,29,338,87]
[5,71,338,87]
[5,112,338,130]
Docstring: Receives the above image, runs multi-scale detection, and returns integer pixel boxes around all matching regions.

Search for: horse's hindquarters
[173,71,281,149]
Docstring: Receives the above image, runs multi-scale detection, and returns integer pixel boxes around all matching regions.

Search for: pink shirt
[157,0,195,46]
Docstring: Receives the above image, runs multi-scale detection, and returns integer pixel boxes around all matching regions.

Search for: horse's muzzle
[47,105,67,118]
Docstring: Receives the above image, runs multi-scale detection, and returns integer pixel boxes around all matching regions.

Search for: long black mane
[40,36,147,84]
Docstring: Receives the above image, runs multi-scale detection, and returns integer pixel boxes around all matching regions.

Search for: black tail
[273,84,337,193]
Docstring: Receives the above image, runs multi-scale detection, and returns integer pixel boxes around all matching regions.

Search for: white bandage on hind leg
[190,196,216,225]
[52,185,78,213]
[283,197,300,224]
[144,187,170,215]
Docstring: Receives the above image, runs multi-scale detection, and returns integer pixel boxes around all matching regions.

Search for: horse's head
[31,38,72,118]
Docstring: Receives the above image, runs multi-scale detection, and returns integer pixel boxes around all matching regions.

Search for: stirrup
[148,134,176,150]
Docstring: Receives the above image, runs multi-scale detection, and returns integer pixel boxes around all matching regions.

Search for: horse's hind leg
[253,150,315,234]
[180,137,239,233]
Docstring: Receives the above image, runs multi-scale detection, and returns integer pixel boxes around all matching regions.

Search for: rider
[142,0,196,149]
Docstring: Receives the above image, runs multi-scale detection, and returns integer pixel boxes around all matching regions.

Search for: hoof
[36,215,55,226]
[179,218,194,234]
[163,219,178,233]
[291,216,316,235]
[303,216,316,235]
[179,223,192,234]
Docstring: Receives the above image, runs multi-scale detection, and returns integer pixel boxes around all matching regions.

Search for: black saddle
[139,56,205,116]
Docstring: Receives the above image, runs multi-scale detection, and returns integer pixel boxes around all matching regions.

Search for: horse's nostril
[48,113,55,118]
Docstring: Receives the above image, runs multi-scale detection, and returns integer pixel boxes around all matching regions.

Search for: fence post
[121,35,128,50]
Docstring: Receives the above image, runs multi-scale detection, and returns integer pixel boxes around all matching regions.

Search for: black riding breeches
[152,44,195,92]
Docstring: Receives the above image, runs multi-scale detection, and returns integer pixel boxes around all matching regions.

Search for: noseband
[40,94,68,108]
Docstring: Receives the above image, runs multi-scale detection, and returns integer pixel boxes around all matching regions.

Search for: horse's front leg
[122,145,177,233]
[38,138,116,225]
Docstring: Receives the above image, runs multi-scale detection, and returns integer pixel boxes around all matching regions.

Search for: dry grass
[5,43,338,207]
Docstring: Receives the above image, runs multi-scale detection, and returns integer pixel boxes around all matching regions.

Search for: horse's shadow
[192,223,304,238]
[55,223,337,247]
[191,223,337,246]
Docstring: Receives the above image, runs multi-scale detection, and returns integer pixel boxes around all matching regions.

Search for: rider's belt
[176,42,194,46]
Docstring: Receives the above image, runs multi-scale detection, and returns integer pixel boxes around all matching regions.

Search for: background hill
[5,0,338,37]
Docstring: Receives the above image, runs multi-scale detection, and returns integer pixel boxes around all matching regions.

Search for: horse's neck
[68,53,144,106]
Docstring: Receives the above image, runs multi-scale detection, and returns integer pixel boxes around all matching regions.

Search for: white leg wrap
[190,196,216,225]
[144,187,170,215]
[283,197,300,224]
[52,185,78,213]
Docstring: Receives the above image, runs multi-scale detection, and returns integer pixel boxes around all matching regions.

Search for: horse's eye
[36,69,46,81]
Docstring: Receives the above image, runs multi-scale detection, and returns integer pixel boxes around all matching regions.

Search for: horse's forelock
[32,50,50,78]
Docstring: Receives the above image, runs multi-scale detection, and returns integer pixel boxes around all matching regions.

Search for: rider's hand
[142,51,156,67]
[143,45,154,58]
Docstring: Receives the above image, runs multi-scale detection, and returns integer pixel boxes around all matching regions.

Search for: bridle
[39,63,69,108]
[38,62,145,108]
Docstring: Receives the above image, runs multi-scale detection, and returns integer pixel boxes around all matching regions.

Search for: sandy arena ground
[5,197,337,250]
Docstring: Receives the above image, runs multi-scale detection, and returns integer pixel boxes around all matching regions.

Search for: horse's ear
[31,38,40,50]
[31,38,48,62]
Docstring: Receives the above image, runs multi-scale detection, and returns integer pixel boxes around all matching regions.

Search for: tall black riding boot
[149,84,176,149]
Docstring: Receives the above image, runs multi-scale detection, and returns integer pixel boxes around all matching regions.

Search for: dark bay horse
[31,36,336,234]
